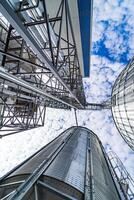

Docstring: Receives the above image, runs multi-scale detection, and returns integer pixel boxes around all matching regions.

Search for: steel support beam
[34,185,39,200]
[0,67,77,109]
[74,109,78,126]
[38,181,77,200]
[84,103,111,110]
[25,17,62,26]
[0,49,50,71]
[0,0,83,108]
[0,181,24,188]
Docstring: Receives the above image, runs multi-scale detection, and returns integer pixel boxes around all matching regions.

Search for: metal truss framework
[107,151,134,200]
[0,0,111,137]
[0,0,87,135]
[85,102,111,110]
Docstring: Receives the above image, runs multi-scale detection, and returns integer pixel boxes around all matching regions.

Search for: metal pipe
[0,181,24,188]
[0,191,16,200]
[34,184,39,200]
[74,109,78,126]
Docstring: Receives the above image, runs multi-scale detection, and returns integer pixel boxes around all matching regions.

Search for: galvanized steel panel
[44,128,88,193]
[91,135,121,200]
[1,126,123,199]
[112,57,134,150]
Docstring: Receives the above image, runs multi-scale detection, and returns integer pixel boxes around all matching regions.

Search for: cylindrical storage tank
[0,127,122,200]
[112,58,134,150]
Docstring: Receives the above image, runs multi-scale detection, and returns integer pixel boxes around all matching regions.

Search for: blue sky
[84,0,134,179]
[0,0,134,186]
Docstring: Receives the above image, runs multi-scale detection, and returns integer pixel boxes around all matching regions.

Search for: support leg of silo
[74,109,78,126]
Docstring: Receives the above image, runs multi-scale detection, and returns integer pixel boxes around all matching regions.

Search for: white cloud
[0,0,134,193]
[93,0,134,62]
[84,55,124,103]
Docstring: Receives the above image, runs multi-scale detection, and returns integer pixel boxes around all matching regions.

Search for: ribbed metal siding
[8,127,76,177]
[91,135,120,200]
[0,126,122,199]
[112,58,134,150]
[44,128,88,192]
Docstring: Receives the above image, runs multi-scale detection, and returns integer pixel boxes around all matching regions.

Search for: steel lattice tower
[0,0,111,138]
[0,0,92,136]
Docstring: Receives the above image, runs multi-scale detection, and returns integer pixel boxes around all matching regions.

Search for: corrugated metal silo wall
[111,59,134,150]
[91,133,121,200]
[0,127,122,200]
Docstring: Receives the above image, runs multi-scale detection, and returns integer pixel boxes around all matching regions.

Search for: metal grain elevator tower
[0,126,132,200]
[0,1,134,200]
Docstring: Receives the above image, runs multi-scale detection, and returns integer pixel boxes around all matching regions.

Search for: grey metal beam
[34,184,39,200]
[0,67,77,109]
[84,103,111,110]
[38,181,77,200]
[0,181,25,188]
[0,49,50,71]
[0,0,83,108]
[1,191,16,200]
[25,17,62,26]
[74,109,78,126]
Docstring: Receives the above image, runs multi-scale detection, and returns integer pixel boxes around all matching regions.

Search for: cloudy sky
[0,0,134,188]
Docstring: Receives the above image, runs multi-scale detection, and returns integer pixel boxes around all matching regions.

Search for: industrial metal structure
[111,57,134,151]
[0,0,94,136]
[107,151,134,200]
[0,126,129,200]
[0,1,133,199]
[0,0,112,138]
